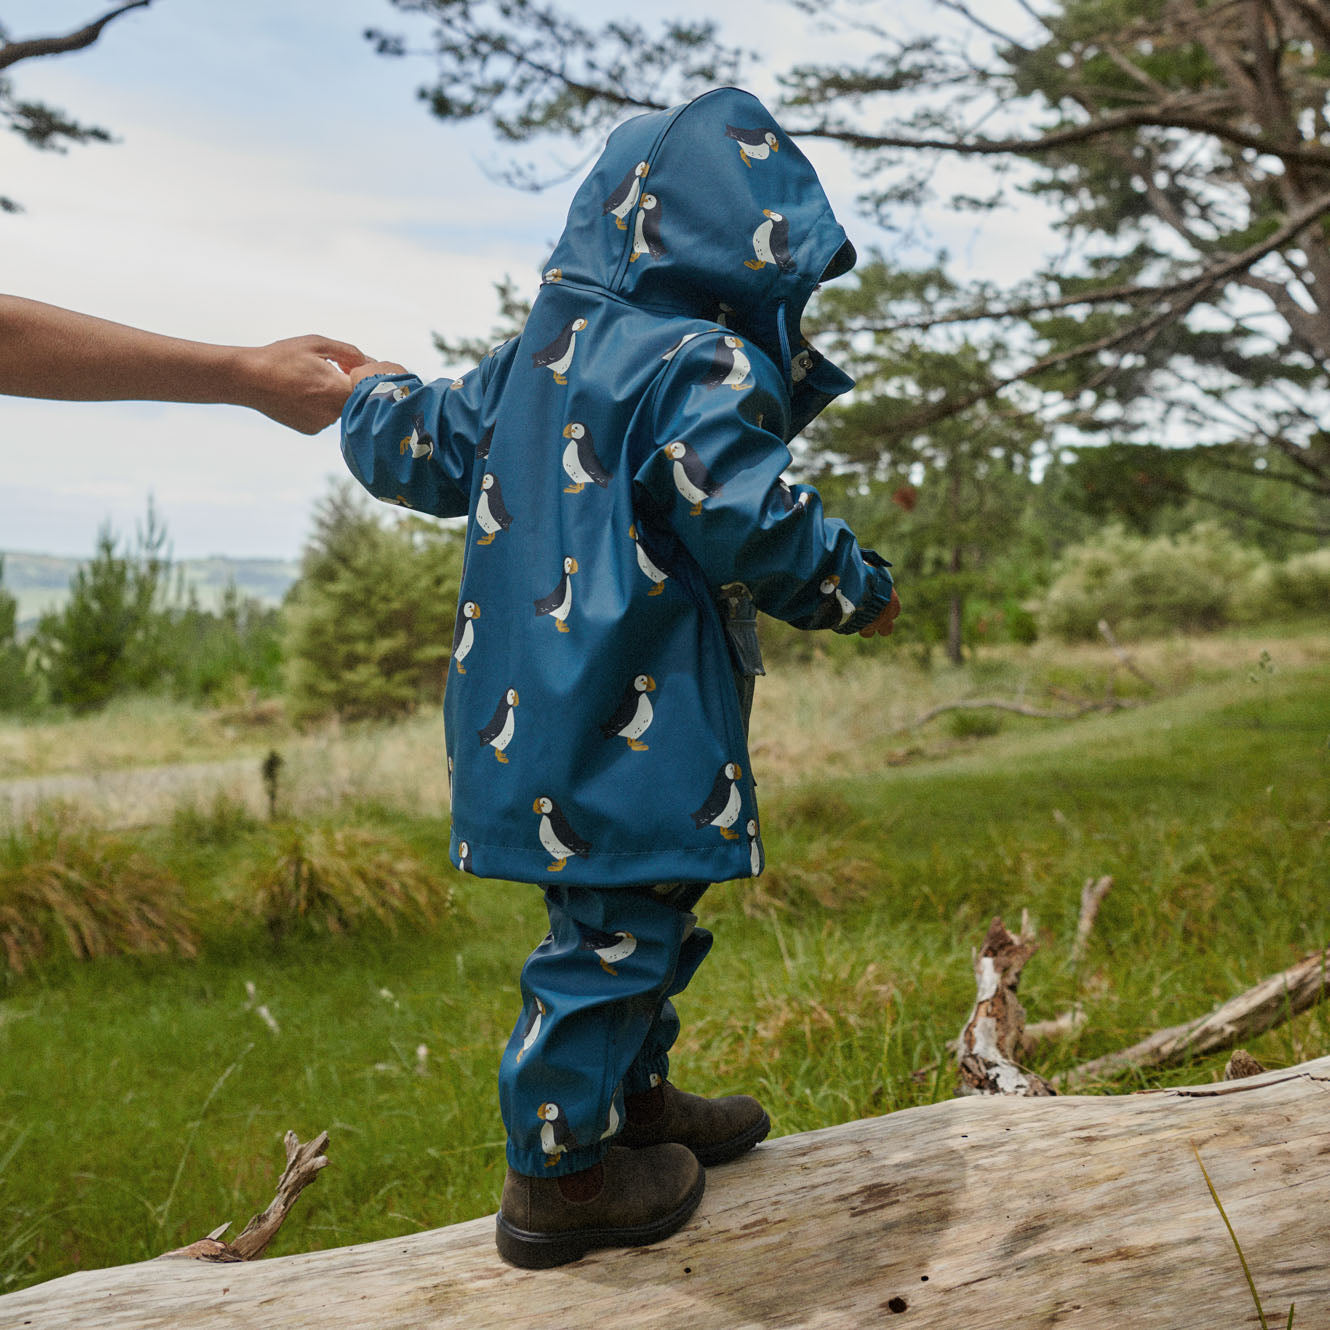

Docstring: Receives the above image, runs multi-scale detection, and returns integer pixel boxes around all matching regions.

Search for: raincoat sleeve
[340,366,490,518]
[634,337,893,633]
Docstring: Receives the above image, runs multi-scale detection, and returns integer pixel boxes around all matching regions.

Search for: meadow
[0,622,1327,1294]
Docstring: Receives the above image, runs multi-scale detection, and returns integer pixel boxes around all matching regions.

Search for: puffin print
[367,379,410,403]
[819,573,856,625]
[516,997,546,1064]
[580,926,638,975]
[531,317,587,385]
[603,160,648,229]
[702,335,752,392]
[664,440,722,515]
[629,193,667,262]
[725,124,780,167]
[475,472,514,545]
[542,267,563,284]
[691,761,744,840]
[661,330,708,362]
[745,209,796,273]
[457,839,473,873]
[534,556,579,631]
[399,412,434,459]
[452,600,480,674]
[478,687,519,763]
[777,480,811,515]
[477,424,494,461]
[561,422,611,492]
[747,818,763,877]
[449,378,466,392]
[533,795,592,872]
[629,524,668,595]
[600,673,656,750]
[537,1101,577,1166]
[600,1097,622,1141]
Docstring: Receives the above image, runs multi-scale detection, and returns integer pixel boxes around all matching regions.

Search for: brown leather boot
[495,1143,704,1269]
[619,1078,770,1166]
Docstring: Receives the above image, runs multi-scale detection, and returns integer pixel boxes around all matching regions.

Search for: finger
[305,336,372,371]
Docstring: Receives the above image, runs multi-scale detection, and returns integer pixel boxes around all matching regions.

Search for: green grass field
[1,627,1327,1293]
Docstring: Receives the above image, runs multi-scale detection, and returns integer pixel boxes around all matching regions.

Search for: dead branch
[905,696,1133,728]
[158,1131,330,1262]
[956,915,1056,1096]
[1018,1004,1087,1057]
[0,2,151,71]
[1097,620,1161,690]
[1063,947,1330,1088]
[1070,875,1114,967]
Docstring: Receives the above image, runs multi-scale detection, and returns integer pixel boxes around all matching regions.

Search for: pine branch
[0,2,151,72]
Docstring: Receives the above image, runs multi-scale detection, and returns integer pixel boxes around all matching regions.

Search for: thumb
[306,337,372,372]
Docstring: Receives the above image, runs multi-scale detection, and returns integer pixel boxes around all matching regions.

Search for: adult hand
[859,587,901,638]
[348,359,411,388]
[234,335,372,435]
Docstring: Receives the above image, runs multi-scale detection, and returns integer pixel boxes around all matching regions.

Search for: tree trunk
[5,1056,1330,1328]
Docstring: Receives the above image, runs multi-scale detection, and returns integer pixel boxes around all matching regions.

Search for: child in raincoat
[340,86,899,1269]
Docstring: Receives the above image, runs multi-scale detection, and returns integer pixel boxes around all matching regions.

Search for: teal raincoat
[341,86,894,889]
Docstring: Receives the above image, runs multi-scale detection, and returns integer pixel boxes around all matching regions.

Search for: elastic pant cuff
[506,1138,610,1179]
[623,1054,670,1098]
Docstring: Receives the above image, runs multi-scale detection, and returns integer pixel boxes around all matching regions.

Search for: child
[340,86,899,1269]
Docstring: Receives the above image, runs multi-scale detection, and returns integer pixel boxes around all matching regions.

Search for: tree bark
[5,1057,1330,1328]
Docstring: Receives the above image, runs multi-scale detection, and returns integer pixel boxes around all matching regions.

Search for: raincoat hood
[543,87,856,437]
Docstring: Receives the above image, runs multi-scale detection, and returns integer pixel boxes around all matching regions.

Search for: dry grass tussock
[0,817,197,975]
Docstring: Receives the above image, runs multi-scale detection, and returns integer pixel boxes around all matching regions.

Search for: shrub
[252,824,457,938]
[1259,546,1330,615]
[1039,522,1265,641]
[0,819,197,975]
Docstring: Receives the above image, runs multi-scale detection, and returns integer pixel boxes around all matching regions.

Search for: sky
[1,0,1058,561]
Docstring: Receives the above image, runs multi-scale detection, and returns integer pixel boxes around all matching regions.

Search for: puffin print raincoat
[341,86,894,889]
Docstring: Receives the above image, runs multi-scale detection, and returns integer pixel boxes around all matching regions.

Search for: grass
[0,626,1327,1291]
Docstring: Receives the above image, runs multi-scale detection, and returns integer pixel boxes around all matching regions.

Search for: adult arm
[0,295,367,434]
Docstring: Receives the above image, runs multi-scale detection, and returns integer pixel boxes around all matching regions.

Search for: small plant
[0,819,197,975]
[252,824,456,938]
[947,708,1004,739]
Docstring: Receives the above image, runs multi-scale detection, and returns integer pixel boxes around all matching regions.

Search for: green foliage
[251,824,457,938]
[284,482,463,723]
[0,817,198,977]
[1040,522,1264,641]
[1255,547,1330,615]
[0,560,37,715]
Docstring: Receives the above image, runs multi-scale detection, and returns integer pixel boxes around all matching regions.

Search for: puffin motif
[457,839,473,873]
[725,124,780,167]
[745,209,796,273]
[691,761,744,840]
[664,440,722,515]
[602,161,648,229]
[477,424,494,461]
[661,330,708,362]
[542,267,563,284]
[367,379,410,403]
[537,1101,576,1166]
[747,818,763,877]
[561,422,611,493]
[629,524,668,595]
[516,997,546,1064]
[399,412,434,459]
[478,687,519,763]
[629,193,667,262]
[702,335,752,391]
[531,317,587,385]
[600,674,656,750]
[600,1097,621,1140]
[819,573,856,625]
[449,378,466,391]
[580,926,638,975]
[475,472,514,545]
[452,600,480,673]
[777,480,811,515]
[533,795,592,871]
[534,556,579,631]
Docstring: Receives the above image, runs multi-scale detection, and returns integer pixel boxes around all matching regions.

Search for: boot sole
[690,1110,771,1167]
[494,1167,706,1270]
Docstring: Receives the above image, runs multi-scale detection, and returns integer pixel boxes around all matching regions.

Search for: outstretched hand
[235,335,373,434]
[859,587,901,639]
[348,359,411,388]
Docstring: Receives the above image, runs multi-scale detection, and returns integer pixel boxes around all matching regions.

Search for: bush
[252,824,457,938]
[1258,546,1330,615]
[0,818,198,976]
[1039,522,1265,641]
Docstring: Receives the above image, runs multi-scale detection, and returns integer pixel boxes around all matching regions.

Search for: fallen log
[6,1057,1330,1328]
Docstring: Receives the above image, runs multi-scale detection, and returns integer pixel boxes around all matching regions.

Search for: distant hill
[1,551,300,631]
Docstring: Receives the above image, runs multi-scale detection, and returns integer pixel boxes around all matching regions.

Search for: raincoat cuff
[834,551,894,635]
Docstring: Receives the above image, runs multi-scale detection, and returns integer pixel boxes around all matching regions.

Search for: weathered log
[5,1057,1330,1328]
[1064,945,1330,1088]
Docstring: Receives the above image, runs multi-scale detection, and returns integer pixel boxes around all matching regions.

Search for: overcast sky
[1,0,1055,561]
